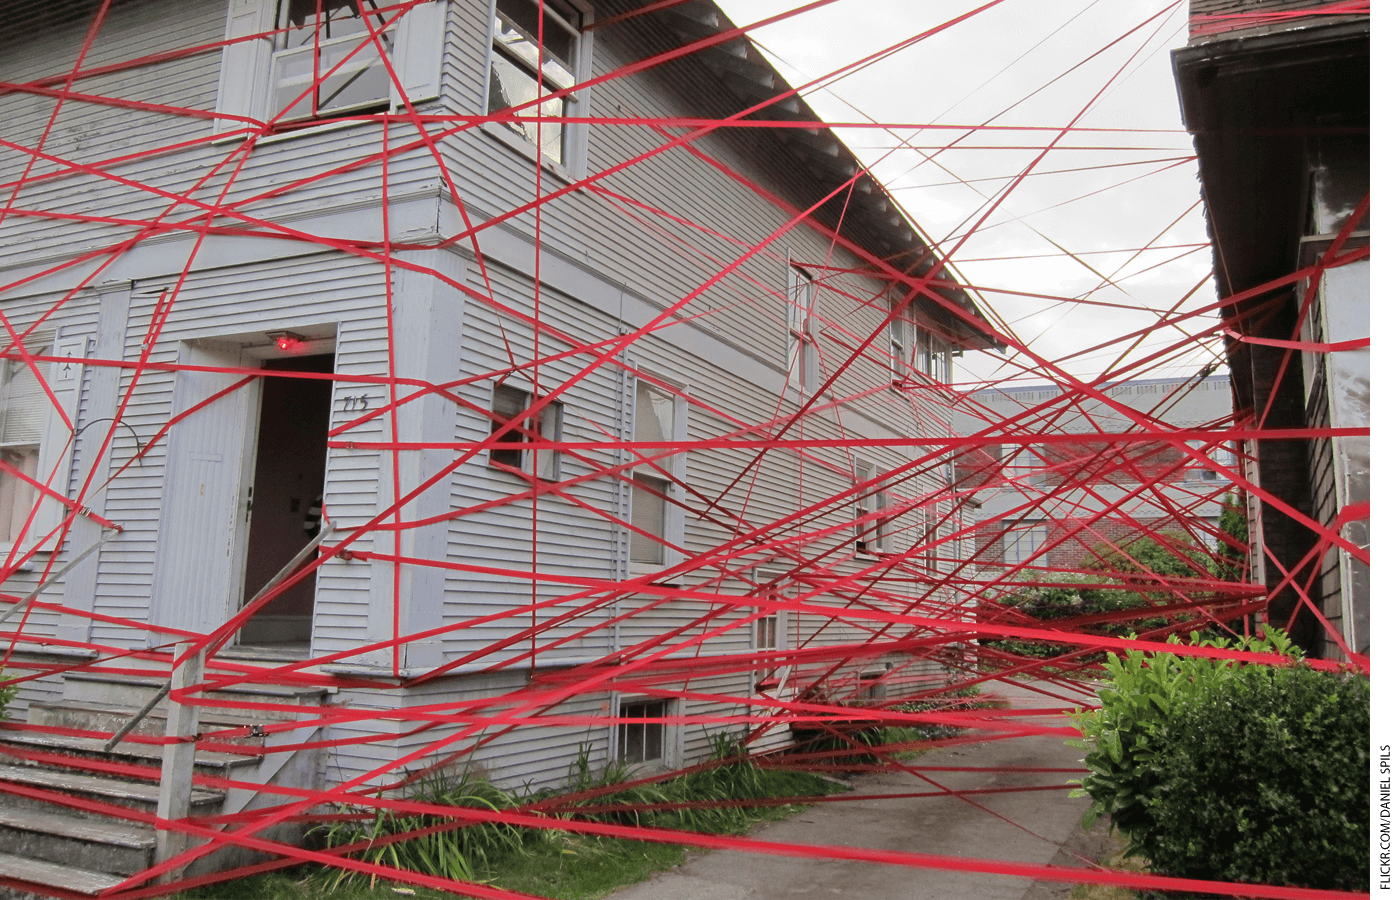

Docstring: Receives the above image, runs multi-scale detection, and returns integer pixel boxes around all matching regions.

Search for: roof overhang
[608,0,1003,351]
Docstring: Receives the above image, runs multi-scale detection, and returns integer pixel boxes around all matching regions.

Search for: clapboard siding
[0,290,100,641]
[2,0,966,783]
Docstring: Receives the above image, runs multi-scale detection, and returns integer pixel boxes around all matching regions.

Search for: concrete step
[0,730,258,777]
[0,849,125,897]
[0,764,222,820]
[26,701,277,746]
[0,807,154,877]
[61,671,325,719]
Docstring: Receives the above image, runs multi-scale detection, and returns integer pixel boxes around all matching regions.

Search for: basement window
[616,698,669,764]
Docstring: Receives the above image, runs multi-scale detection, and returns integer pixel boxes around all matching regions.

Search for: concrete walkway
[609,681,1116,900]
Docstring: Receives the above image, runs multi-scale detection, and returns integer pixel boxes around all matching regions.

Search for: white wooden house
[0,0,999,886]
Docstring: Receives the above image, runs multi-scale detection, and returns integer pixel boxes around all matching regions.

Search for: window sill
[487,457,560,483]
[481,120,575,183]
[0,547,51,574]
[213,100,441,147]
[628,562,682,585]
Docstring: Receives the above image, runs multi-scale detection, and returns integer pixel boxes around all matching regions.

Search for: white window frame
[786,263,820,395]
[888,294,911,387]
[488,382,563,481]
[481,0,594,180]
[214,0,447,137]
[752,604,789,691]
[0,333,85,557]
[853,460,890,557]
[915,325,951,384]
[1003,522,1047,566]
[627,375,687,576]
[614,696,677,768]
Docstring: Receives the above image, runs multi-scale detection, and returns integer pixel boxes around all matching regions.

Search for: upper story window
[272,0,397,121]
[853,460,890,557]
[915,326,950,384]
[629,379,686,571]
[215,0,446,136]
[786,266,820,394]
[488,0,583,167]
[890,295,951,386]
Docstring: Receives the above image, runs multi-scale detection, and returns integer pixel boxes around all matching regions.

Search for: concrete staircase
[0,670,326,897]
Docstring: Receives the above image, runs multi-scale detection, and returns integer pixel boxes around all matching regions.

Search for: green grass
[179,740,841,900]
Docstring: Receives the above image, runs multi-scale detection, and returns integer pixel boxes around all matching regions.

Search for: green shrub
[1084,532,1212,581]
[0,672,17,720]
[1073,628,1368,891]
[317,767,523,889]
[986,572,1141,659]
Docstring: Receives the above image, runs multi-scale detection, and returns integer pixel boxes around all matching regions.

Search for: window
[786,266,820,393]
[915,327,950,383]
[853,461,890,556]
[0,346,49,545]
[616,698,669,765]
[924,509,940,575]
[489,383,562,479]
[629,380,686,569]
[488,0,582,166]
[215,0,445,134]
[753,605,788,689]
[270,0,398,121]
[890,297,950,386]
[1003,523,1047,566]
[0,334,82,550]
[1191,441,1235,482]
[888,296,910,385]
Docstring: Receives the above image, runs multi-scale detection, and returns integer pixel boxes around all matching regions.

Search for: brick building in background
[952,374,1235,586]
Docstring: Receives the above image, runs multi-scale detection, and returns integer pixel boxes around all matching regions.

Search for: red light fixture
[268,331,306,353]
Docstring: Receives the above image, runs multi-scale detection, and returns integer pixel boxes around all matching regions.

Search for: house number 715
[342,394,370,412]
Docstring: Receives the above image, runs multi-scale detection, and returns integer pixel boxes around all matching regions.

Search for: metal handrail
[0,526,120,628]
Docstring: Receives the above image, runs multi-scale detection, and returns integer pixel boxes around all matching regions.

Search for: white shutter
[214,0,277,135]
[393,0,447,105]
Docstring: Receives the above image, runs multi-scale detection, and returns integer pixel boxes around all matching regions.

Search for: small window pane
[0,447,39,544]
[490,384,529,469]
[630,473,667,565]
[618,699,666,763]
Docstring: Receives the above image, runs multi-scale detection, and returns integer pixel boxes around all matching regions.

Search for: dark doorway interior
[238,353,334,649]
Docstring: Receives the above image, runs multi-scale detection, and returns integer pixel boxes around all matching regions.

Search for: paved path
[609,681,1115,900]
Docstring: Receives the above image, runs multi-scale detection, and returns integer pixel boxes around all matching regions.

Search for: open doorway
[237,353,334,650]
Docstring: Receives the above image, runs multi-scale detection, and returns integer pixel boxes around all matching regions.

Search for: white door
[148,342,258,639]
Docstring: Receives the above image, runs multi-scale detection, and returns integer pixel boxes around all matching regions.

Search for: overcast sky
[712,0,1215,388]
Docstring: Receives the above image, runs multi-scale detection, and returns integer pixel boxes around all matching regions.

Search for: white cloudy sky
[712,0,1217,387]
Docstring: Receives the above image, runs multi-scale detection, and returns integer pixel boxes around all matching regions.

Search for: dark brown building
[1173,0,1369,659]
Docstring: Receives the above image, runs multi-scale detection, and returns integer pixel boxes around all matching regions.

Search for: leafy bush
[1084,532,1212,581]
[1073,628,1368,891]
[318,767,524,888]
[989,533,1224,660]
[0,672,17,720]
[986,572,1139,659]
